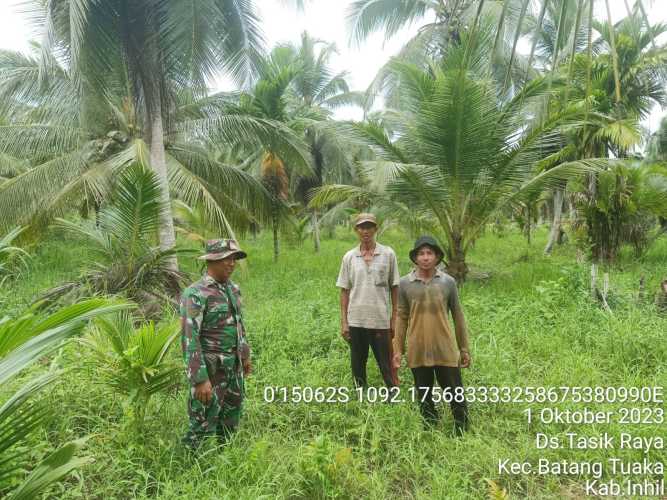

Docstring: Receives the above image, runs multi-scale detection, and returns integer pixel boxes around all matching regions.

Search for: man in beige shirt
[337,213,399,387]
[393,236,470,433]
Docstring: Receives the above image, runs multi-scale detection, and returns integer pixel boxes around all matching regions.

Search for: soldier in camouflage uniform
[180,239,252,447]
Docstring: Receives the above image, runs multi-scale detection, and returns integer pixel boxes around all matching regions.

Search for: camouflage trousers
[183,353,244,448]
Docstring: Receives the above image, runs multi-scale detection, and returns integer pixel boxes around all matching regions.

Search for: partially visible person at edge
[393,236,471,435]
[336,213,400,388]
[179,239,252,448]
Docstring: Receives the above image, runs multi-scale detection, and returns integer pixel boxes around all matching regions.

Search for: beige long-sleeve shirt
[394,269,469,368]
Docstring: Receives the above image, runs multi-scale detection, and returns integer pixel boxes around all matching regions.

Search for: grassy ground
[1,226,666,499]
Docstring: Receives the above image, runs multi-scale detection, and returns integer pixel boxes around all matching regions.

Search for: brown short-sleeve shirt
[336,242,400,329]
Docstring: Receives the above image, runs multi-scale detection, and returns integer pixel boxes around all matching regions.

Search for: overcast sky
[0,0,665,130]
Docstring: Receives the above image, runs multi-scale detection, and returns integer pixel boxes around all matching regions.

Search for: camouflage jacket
[180,275,250,385]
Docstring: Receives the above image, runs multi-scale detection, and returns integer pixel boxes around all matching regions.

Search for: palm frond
[0,148,95,233]
[346,0,429,46]
[42,166,188,307]
[0,299,131,384]
[101,163,163,254]
[346,121,409,163]
[0,373,57,486]
[167,143,273,227]
[309,184,380,208]
[319,90,366,110]
[177,113,313,176]
[0,297,124,498]
[83,312,180,419]
[0,124,87,162]
[8,438,92,500]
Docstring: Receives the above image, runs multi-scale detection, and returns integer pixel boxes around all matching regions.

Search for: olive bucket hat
[409,235,444,264]
[198,239,247,261]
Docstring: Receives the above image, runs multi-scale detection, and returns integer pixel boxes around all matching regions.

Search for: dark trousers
[349,326,395,387]
[411,365,468,431]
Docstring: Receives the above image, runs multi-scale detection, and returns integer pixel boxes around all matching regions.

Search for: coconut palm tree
[216,46,317,261]
[349,0,657,107]
[287,32,363,252]
[312,30,603,281]
[353,0,533,112]
[81,311,180,429]
[21,0,266,267]
[349,1,659,258]
[0,45,310,241]
[347,0,479,50]
[42,164,189,314]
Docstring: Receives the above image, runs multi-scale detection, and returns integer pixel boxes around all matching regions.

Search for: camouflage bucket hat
[198,239,247,261]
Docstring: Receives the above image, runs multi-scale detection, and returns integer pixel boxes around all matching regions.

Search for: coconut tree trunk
[311,210,321,253]
[272,211,279,262]
[544,188,564,255]
[148,94,177,271]
[261,151,288,263]
[445,235,468,283]
[132,392,150,431]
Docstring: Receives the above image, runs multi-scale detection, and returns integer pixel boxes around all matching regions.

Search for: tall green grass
[1,228,665,499]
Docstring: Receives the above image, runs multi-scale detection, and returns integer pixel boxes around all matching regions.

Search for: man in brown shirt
[393,236,470,434]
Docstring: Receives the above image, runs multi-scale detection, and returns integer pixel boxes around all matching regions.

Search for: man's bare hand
[392,353,401,369]
[243,358,252,376]
[341,324,350,343]
[194,380,213,405]
[459,351,471,368]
